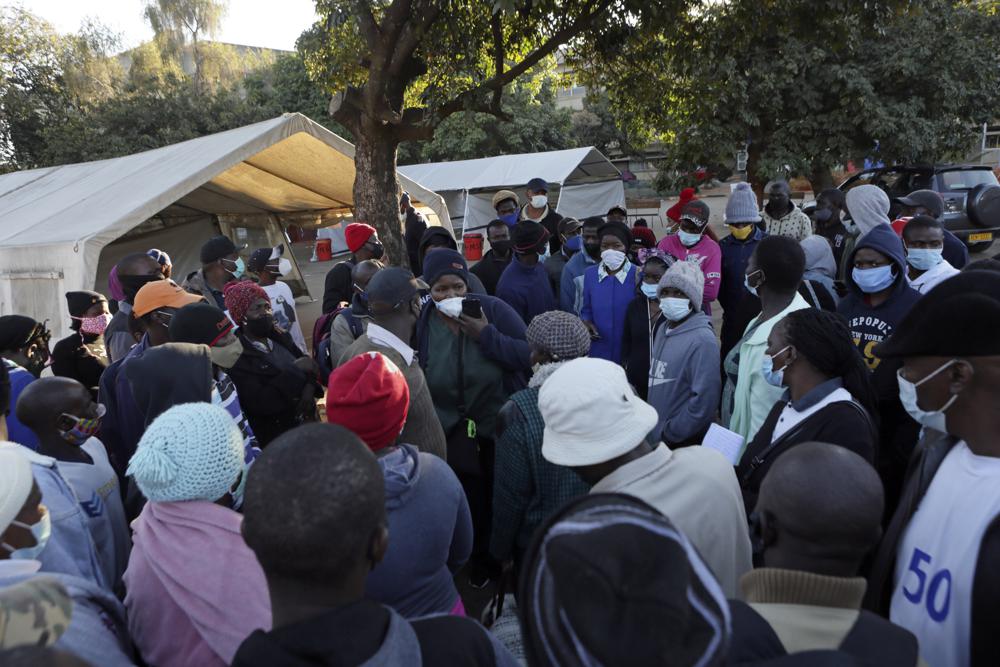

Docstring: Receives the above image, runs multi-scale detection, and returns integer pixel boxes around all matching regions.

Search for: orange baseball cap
[133,280,204,317]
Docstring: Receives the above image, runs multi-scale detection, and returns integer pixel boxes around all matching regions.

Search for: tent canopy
[398,146,622,234]
[398,146,620,192]
[0,113,449,336]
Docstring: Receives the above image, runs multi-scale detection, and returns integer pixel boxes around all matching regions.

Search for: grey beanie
[725,182,761,223]
[659,260,705,311]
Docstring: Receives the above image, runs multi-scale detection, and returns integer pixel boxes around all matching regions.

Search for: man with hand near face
[248,245,306,353]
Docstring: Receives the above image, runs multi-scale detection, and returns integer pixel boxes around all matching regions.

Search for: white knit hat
[539,359,659,466]
[0,446,34,534]
[127,403,244,503]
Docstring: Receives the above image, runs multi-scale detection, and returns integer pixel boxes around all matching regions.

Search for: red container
[316,238,333,261]
[463,232,484,261]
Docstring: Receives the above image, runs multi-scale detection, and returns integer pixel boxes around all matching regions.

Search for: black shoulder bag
[446,333,483,477]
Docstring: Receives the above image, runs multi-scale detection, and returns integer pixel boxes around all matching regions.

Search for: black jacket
[523,207,564,255]
[227,328,319,446]
[51,332,108,397]
[865,431,1000,667]
[620,294,656,400]
[232,599,507,667]
[470,249,511,296]
[738,399,877,514]
[728,599,918,666]
[322,259,356,314]
[403,207,428,271]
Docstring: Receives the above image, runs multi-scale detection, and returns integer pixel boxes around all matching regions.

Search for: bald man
[727,443,921,665]
[327,259,382,369]
[17,377,129,589]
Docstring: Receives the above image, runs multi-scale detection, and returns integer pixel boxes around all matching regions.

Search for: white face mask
[530,194,548,209]
[267,258,293,277]
[640,283,660,300]
[2,506,51,561]
[434,296,464,319]
[601,249,627,271]
[659,297,691,321]
[897,360,960,433]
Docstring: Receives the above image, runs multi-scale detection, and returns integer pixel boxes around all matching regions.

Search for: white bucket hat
[539,358,659,466]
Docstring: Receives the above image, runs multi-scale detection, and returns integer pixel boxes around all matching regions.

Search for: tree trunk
[809,160,835,194]
[747,140,765,204]
[353,125,409,268]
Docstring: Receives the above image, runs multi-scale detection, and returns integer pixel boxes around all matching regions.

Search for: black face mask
[813,208,833,223]
[244,314,274,337]
[584,240,601,260]
[120,274,165,303]
[491,240,513,257]
[368,241,385,261]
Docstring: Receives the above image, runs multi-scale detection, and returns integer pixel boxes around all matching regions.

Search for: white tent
[399,146,623,236]
[0,113,450,337]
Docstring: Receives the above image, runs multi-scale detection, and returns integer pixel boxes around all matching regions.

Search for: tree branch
[352,0,380,52]
[433,0,613,121]
[490,12,504,112]
[387,1,444,78]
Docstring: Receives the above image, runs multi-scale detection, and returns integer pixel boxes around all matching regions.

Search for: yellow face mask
[728,224,754,241]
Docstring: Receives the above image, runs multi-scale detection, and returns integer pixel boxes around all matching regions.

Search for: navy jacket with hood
[837,224,921,373]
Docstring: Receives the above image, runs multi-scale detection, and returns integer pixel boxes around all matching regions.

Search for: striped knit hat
[223,280,268,325]
[128,403,244,503]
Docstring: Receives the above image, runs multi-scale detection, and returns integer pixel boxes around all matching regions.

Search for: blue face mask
[744,269,763,297]
[761,346,791,387]
[223,257,246,279]
[852,265,896,293]
[906,247,944,272]
[640,282,660,300]
[2,508,51,561]
[678,230,703,247]
[563,235,583,253]
[500,212,519,227]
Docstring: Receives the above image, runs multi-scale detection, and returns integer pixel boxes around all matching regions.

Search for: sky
[20,0,320,51]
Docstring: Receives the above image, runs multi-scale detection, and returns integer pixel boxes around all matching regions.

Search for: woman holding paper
[736,308,878,513]
[646,261,721,447]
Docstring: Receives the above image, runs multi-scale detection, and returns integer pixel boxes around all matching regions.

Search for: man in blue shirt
[0,315,50,450]
[559,216,603,314]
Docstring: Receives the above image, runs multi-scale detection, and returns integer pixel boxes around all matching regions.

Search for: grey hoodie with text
[647,312,721,445]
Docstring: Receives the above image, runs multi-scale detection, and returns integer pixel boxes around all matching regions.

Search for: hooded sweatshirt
[365,445,472,618]
[837,224,921,372]
[647,312,721,446]
[846,185,891,237]
[655,234,722,314]
[417,228,488,295]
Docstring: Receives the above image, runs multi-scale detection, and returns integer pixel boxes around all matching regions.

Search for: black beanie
[876,270,1000,358]
[513,221,550,253]
[597,221,632,249]
[168,302,234,346]
[0,315,40,353]
[65,291,107,318]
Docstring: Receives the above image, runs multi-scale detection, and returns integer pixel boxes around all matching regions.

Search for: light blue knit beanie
[725,182,762,223]
[128,402,244,503]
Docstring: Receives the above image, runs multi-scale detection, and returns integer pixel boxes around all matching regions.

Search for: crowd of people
[0,175,998,667]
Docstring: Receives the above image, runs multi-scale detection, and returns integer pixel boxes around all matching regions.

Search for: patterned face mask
[73,313,113,336]
[58,404,106,446]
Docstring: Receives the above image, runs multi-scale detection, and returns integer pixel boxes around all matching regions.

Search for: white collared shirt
[365,323,415,366]
[598,259,632,284]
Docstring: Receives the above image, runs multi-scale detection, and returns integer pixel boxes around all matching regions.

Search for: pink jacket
[656,234,722,314]
[124,501,271,667]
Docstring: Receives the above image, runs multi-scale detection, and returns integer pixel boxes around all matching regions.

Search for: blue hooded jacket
[837,224,921,372]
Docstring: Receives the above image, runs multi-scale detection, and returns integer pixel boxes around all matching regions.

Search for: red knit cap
[666,188,698,223]
[345,223,377,254]
[326,352,410,451]
[223,280,268,325]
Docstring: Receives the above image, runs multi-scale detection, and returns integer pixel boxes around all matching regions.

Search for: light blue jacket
[722,292,811,447]
[559,251,597,313]
[0,443,108,590]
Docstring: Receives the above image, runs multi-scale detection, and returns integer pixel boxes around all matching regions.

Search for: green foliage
[573,0,1000,189]
[398,67,572,163]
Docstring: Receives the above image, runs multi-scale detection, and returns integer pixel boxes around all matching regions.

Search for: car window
[939,169,999,190]
[842,170,881,191]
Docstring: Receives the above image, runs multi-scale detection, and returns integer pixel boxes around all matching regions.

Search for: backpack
[312,302,366,383]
